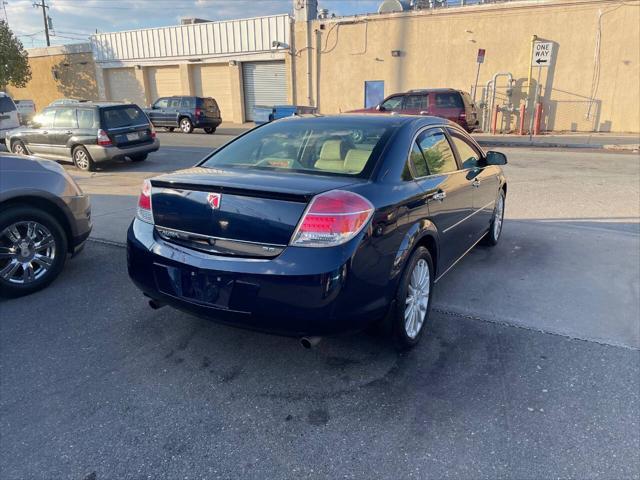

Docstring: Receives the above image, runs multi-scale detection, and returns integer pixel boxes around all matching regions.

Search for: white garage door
[146,66,181,103]
[242,61,287,121]
[105,68,145,105]
[192,64,232,120]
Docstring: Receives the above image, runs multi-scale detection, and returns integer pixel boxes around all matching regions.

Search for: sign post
[472,48,485,103]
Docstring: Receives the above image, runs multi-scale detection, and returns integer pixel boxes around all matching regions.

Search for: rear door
[49,107,78,159]
[401,94,429,115]
[429,92,465,124]
[412,127,476,272]
[165,97,181,126]
[200,97,221,121]
[100,105,153,147]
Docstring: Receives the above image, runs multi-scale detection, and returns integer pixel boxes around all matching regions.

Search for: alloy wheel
[74,149,89,170]
[12,142,26,155]
[181,119,192,133]
[404,258,430,339]
[493,194,504,240]
[0,221,56,285]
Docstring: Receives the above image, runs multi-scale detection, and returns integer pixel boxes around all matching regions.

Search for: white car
[0,93,21,143]
[14,99,36,125]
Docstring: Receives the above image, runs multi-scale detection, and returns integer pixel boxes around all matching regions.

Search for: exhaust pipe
[148,299,166,310]
[300,336,322,349]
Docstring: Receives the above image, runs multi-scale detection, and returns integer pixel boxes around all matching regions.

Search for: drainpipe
[306,21,314,107]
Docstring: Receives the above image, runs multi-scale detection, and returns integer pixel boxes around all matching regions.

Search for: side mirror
[376,104,385,111]
[485,151,507,166]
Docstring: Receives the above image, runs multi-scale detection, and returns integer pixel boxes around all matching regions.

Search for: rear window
[100,106,148,129]
[0,96,17,113]
[181,97,195,108]
[202,120,395,177]
[434,93,464,109]
[200,98,219,111]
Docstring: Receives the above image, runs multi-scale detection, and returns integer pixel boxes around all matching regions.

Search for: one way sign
[532,41,554,67]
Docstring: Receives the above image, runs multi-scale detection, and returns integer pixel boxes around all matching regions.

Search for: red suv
[351,88,479,132]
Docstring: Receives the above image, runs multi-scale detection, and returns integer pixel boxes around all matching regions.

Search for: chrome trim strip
[442,200,495,234]
[434,231,488,283]
[154,225,287,248]
[108,123,150,131]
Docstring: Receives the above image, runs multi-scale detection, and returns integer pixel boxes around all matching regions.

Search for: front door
[23,109,56,155]
[448,128,500,236]
[165,97,181,127]
[148,98,168,126]
[412,128,476,274]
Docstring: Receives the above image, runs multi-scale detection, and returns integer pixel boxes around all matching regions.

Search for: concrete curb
[475,140,639,151]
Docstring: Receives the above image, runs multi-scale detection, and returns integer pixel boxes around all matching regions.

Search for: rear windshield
[434,93,464,109]
[201,120,395,177]
[200,98,219,111]
[100,105,148,129]
[0,96,17,113]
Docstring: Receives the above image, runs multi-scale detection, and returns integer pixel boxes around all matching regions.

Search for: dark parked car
[0,154,91,297]
[351,88,479,132]
[144,96,222,134]
[127,115,507,349]
[6,102,159,171]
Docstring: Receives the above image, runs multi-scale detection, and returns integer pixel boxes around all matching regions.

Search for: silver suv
[6,102,159,171]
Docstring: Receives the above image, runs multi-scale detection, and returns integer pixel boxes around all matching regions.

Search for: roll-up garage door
[242,61,287,121]
[192,63,232,121]
[146,66,181,103]
[105,68,145,106]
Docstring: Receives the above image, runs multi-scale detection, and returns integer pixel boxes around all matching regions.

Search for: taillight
[195,107,202,117]
[459,112,467,120]
[136,179,153,224]
[150,124,156,139]
[290,190,373,247]
[97,129,112,146]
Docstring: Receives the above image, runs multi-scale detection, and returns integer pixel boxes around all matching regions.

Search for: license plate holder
[126,132,139,141]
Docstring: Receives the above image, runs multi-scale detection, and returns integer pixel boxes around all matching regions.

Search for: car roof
[277,113,453,128]
[47,102,137,109]
[405,88,462,94]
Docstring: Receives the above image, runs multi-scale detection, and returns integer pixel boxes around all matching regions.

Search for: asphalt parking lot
[1,131,639,479]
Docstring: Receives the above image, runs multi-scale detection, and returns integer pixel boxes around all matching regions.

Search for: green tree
[0,20,31,91]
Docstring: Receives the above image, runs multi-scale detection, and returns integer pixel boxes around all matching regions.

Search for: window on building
[417,130,458,175]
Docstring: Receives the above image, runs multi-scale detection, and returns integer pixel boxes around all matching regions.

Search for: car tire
[130,153,148,162]
[389,246,434,350]
[0,206,68,298]
[11,140,28,155]
[180,118,194,134]
[72,146,95,172]
[204,127,216,134]
[482,190,505,246]
[166,127,175,132]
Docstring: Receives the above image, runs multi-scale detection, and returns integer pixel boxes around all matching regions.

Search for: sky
[2,0,382,48]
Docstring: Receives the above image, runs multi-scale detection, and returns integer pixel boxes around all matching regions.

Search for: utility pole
[34,0,50,46]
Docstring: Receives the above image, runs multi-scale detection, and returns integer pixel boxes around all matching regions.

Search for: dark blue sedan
[127,115,507,349]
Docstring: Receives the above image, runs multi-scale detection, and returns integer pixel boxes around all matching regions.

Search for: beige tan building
[7,1,639,132]
[292,0,640,133]
[6,43,99,111]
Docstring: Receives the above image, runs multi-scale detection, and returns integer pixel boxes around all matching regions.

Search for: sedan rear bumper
[127,219,389,336]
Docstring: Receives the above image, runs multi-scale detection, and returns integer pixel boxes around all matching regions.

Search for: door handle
[428,190,447,202]
[42,131,48,134]
[65,130,73,134]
